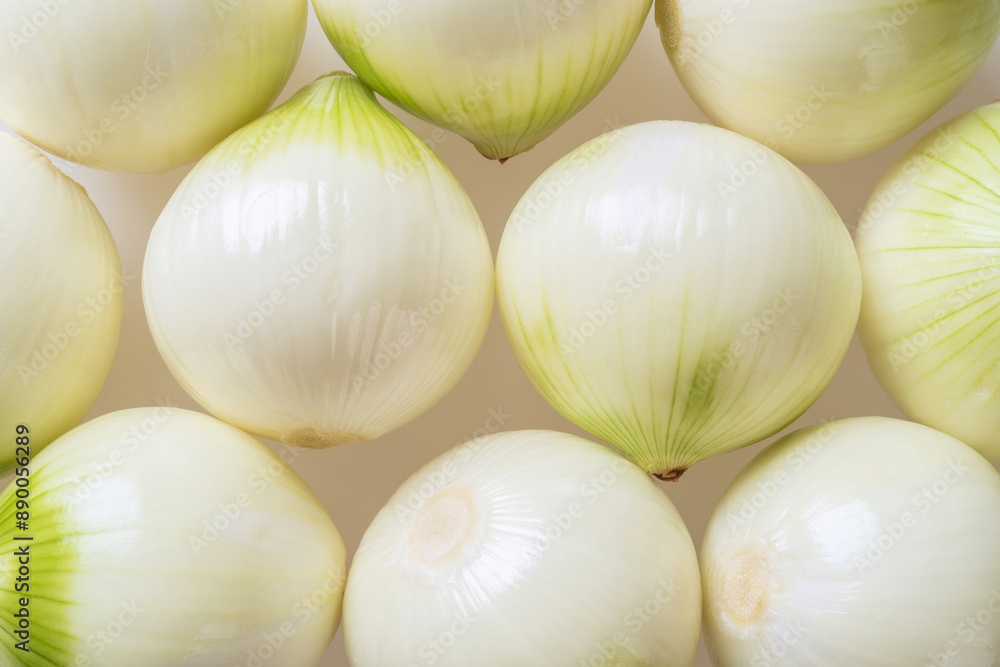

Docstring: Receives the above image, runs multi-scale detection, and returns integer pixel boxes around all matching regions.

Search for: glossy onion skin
[496,121,861,479]
[702,417,1000,666]
[344,430,701,666]
[856,103,1000,461]
[143,73,494,450]
[0,408,346,666]
[312,0,653,161]
[0,134,121,474]
[0,0,307,173]
[656,0,1000,164]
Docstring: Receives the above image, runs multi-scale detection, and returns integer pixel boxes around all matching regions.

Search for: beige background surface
[3,6,999,666]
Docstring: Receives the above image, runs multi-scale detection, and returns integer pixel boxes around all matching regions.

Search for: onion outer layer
[497,121,861,479]
[344,429,701,666]
[0,133,122,474]
[855,102,1000,461]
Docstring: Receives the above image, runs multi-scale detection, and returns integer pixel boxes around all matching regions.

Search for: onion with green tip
[0,408,346,666]
[0,133,122,475]
[496,121,861,480]
[311,0,653,162]
[344,430,702,666]
[143,73,494,450]
[856,102,1000,461]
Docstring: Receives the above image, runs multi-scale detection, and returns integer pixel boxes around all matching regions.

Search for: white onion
[0,0,307,172]
[143,72,494,450]
[655,0,1000,164]
[311,0,652,161]
[0,407,345,665]
[701,416,1000,666]
[343,429,701,666]
[496,121,861,480]
[0,133,121,473]
[855,102,1000,462]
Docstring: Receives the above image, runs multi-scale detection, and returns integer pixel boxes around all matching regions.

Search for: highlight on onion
[143,72,494,451]
[496,121,861,480]
[0,133,122,474]
[655,0,1000,164]
[855,102,1000,462]
[0,0,307,172]
[0,408,346,666]
[702,416,1000,666]
[343,429,702,666]
[311,0,653,162]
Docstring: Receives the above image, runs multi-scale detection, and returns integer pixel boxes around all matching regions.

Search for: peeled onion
[497,121,861,480]
[702,417,1000,666]
[143,73,494,450]
[0,0,307,172]
[655,0,1000,163]
[344,429,702,666]
[0,407,345,665]
[311,0,653,161]
[855,102,1000,462]
[0,133,121,473]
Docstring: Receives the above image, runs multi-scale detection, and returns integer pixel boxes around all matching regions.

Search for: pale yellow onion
[702,417,1000,666]
[143,73,494,449]
[855,102,1000,461]
[0,133,121,474]
[312,0,652,161]
[0,0,307,172]
[655,0,1000,163]
[0,407,345,665]
[497,121,861,480]
[344,430,701,666]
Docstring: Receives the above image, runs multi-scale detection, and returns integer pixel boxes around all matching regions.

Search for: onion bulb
[311,0,652,162]
[496,121,861,480]
[0,0,307,172]
[0,407,345,665]
[655,0,1000,164]
[0,133,121,474]
[855,102,1000,462]
[702,416,1000,666]
[343,429,701,666]
[143,72,494,450]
